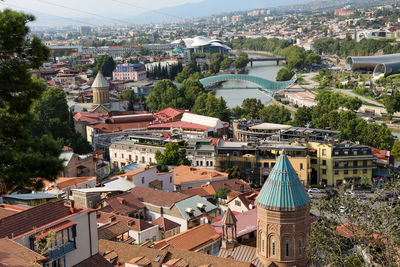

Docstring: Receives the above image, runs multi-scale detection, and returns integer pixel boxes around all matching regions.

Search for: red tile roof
[154,107,185,122]
[212,208,257,238]
[152,217,181,232]
[153,223,220,251]
[0,200,86,239]
[97,211,154,232]
[130,187,189,208]
[103,192,146,215]
[43,176,96,190]
[173,165,228,185]
[88,121,151,133]
[73,112,109,122]
[0,238,48,266]
[73,253,113,267]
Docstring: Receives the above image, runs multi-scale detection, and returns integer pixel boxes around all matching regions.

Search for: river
[214,54,284,108]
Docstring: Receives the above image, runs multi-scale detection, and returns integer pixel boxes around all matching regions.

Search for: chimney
[127,220,135,226]
[109,215,116,223]
[118,198,125,205]
[69,200,75,214]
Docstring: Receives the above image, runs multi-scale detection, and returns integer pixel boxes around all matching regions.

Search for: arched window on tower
[286,241,289,257]
[298,240,302,255]
[272,240,276,256]
[262,237,265,252]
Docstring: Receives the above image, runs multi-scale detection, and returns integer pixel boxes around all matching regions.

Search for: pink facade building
[112,63,147,81]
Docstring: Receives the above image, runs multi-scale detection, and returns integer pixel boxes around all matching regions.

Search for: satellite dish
[249,204,253,210]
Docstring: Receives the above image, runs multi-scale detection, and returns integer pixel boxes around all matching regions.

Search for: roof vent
[109,215,116,223]
[127,220,135,226]
[117,198,125,205]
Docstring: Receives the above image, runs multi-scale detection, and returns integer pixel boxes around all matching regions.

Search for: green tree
[308,182,400,266]
[92,55,116,77]
[226,166,242,179]
[391,141,400,160]
[304,52,321,66]
[259,105,292,124]
[233,52,249,69]
[120,90,136,111]
[31,87,91,154]
[175,65,196,83]
[155,142,191,170]
[192,93,231,121]
[220,56,233,70]
[344,97,362,112]
[292,106,312,127]
[240,98,265,119]
[276,68,294,81]
[146,80,184,111]
[384,89,400,119]
[178,76,205,109]
[209,53,224,74]
[0,9,64,193]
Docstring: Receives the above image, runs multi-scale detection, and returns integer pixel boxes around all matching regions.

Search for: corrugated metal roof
[175,195,218,221]
[256,154,309,212]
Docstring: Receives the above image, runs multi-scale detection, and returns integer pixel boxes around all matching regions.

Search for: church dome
[256,154,309,212]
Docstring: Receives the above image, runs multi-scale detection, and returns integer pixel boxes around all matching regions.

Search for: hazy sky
[0,0,203,25]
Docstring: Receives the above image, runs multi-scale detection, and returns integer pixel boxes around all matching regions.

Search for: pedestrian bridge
[199,74,295,92]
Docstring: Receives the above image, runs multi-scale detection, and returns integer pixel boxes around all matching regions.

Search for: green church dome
[256,154,309,212]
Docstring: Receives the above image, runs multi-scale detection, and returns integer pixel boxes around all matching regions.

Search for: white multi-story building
[0,200,99,267]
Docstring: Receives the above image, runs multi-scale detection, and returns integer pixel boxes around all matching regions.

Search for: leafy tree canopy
[0,9,64,192]
[155,142,191,171]
[92,54,116,77]
[276,67,294,81]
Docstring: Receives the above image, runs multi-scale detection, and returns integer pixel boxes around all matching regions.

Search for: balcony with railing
[47,241,76,260]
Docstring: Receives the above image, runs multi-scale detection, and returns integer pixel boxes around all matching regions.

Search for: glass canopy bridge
[202,74,295,94]
[175,74,296,95]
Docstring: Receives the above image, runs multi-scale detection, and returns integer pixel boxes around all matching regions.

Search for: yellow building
[307,142,376,186]
[215,143,311,186]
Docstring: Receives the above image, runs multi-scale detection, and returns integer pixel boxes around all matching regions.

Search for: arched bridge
[199,74,296,92]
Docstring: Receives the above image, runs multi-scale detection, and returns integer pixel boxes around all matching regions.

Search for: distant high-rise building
[80,26,92,36]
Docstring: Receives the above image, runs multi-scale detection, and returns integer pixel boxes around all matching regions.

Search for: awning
[36,220,76,239]
[309,148,317,152]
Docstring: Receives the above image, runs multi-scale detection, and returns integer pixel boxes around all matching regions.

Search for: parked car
[308,193,314,199]
[358,194,367,200]
[345,191,355,196]
[308,188,322,193]
[339,206,347,213]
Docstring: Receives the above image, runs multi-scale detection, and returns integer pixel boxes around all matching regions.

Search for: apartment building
[307,142,376,186]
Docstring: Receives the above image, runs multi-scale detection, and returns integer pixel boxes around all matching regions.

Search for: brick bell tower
[256,153,311,267]
[92,71,110,105]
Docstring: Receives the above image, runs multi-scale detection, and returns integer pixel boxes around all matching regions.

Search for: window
[363,161,368,167]
[300,163,303,170]
[334,170,339,175]
[299,240,302,255]
[142,177,144,184]
[344,170,348,175]
[353,161,358,167]
[264,162,269,168]
[363,169,368,174]
[206,161,209,166]
[344,162,348,168]
[353,150,358,155]
[196,161,199,166]
[122,154,124,159]
[271,163,275,168]
[353,169,358,174]
[170,176,172,183]
[311,159,317,164]
[262,238,265,252]
[272,240,276,255]
[210,161,213,166]
[344,150,349,155]
[286,242,289,257]
[322,169,327,174]
[334,151,339,156]
[235,200,241,206]
[129,155,132,161]
[322,149,326,156]
[114,153,117,158]
[200,161,203,166]
[322,160,326,166]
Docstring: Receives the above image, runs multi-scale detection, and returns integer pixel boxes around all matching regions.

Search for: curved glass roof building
[346,53,400,71]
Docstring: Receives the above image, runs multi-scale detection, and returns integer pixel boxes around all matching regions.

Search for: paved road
[333,88,384,107]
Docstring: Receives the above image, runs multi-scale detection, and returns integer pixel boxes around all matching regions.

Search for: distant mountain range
[130,0,310,24]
